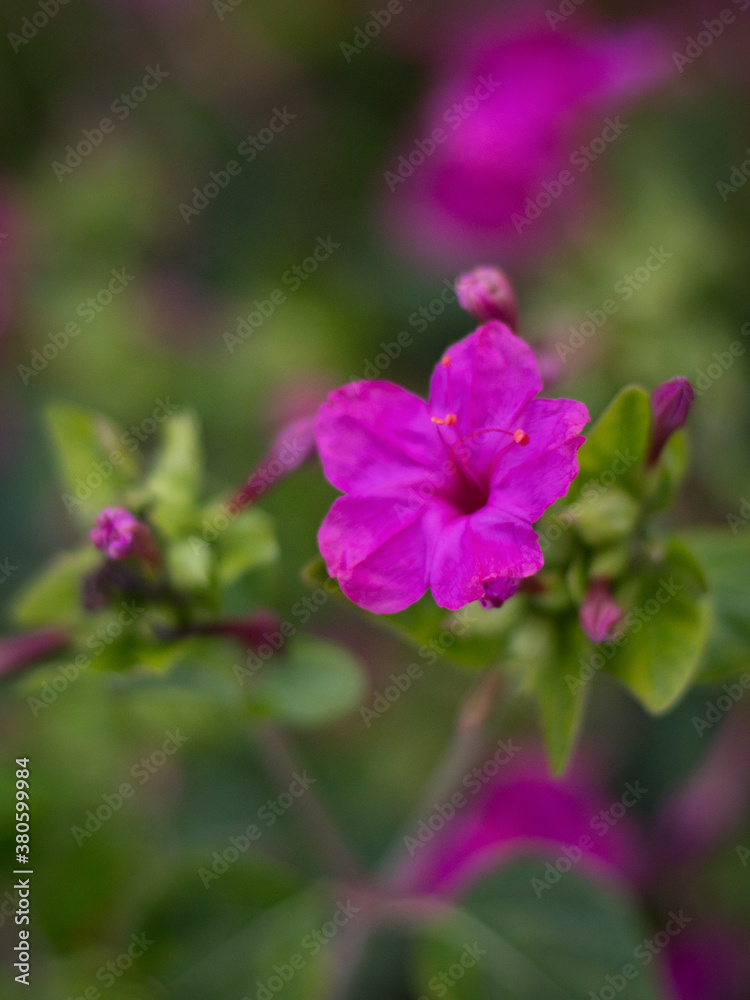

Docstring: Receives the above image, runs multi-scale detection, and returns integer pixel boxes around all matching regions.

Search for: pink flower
[316,322,588,613]
[579,579,623,643]
[90,507,142,560]
[386,13,668,267]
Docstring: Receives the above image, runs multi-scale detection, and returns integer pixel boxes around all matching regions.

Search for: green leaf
[13,548,99,627]
[46,404,139,520]
[532,618,591,774]
[167,537,213,591]
[573,487,640,548]
[681,529,750,682]
[569,386,651,502]
[251,636,366,728]
[147,410,202,500]
[215,507,279,585]
[414,861,660,1000]
[606,538,710,712]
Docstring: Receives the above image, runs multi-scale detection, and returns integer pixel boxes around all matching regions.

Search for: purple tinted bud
[0,627,69,678]
[647,376,694,465]
[232,416,316,510]
[456,266,518,330]
[90,507,141,560]
[579,580,622,643]
[480,576,520,609]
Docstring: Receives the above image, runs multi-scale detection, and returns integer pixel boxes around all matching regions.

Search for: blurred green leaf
[251,636,365,728]
[414,861,660,1000]
[46,404,139,521]
[682,529,750,682]
[146,411,203,537]
[216,508,279,585]
[167,537,213,591]
[13,548,99,627]
[532,618,591,774]
[607,538,710,712]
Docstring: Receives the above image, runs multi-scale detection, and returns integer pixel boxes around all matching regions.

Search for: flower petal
[489,397,588,523]
[428,322,542,437]
[430,509,543,610]
[319,494,447,613]
[315,381,441,495]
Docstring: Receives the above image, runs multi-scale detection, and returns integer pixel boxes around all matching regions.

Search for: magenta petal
[430,510,543,610]
[316,381,441,495]
[318,494,442,613]
[428,322,541,438]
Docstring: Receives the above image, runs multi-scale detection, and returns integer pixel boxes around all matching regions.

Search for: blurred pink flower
[580,578,623,643]
[385,10,669,268]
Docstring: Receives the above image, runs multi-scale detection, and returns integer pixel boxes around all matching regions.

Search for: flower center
[430,355,530,514]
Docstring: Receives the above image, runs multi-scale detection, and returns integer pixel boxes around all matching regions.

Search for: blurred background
[1,0,750,997]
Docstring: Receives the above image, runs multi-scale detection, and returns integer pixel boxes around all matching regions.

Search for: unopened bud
[456,266,518,329]
[579,579,622,643]
[647,376,694,465]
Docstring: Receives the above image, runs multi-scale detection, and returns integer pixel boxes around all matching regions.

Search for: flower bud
[91,507,159,565]
[480,576,520,609]
[647,377,694,465]
[579,580,622,643]
[456,266,518,330]
[232,416,316,509]
[0,627,69,678]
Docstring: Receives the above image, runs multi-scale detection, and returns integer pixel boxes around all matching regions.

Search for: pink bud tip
[90,507,141,560]
[580,580,622,643]
[456,266,518,329]
[648,376,694,465]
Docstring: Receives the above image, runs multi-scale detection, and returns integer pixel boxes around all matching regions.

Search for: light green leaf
[13,548,99,627]
[606,538,710,712]
[414,861,660,1000]
[569,386,651,502]
[215,508,279,585]
[46,404,139,520]
[146,411,203,536]
[251,636,366,728]
[167,537,213,591]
